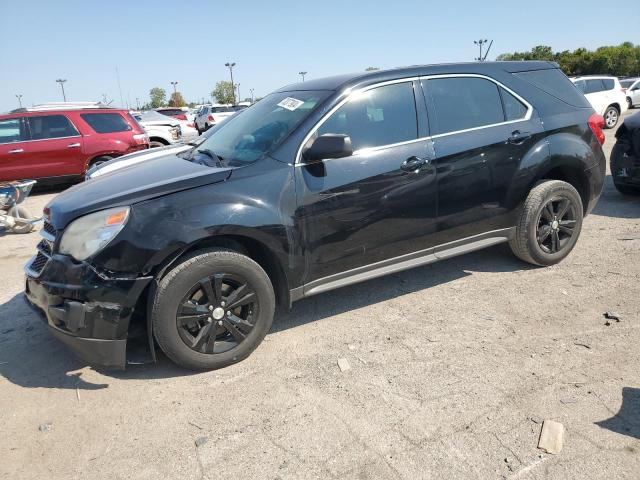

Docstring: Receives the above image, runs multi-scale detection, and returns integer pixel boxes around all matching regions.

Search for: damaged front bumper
[24,254,152,369]
[611,143,640,186]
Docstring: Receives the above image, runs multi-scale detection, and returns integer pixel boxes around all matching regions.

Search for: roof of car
[276,61,559,93]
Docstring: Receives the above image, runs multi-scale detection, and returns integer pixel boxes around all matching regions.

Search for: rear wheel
[152,249,275,370]
[149,140,166,148]
[628,97,634,110]
[88,155,113,170]
[603,105,620,129]
[509,180,583,266]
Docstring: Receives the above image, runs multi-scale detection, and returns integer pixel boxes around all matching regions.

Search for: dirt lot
[1,112,639,480]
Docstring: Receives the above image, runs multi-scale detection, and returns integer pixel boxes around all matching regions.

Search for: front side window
[81,113,131,134]
[0,118,26,144]
[316,82,417,151]
[197,90,330,165]
[27,115,78,140]
[426,77,504,135]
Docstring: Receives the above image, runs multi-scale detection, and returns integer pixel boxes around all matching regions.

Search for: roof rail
[10,102,116,113]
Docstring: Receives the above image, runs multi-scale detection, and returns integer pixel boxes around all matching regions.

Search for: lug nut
[208,305,213,310]
[221,301,226,307]
[227,311,231,316]
[218,320,223,326]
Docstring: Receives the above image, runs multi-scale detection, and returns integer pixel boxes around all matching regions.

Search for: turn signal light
[105,209,128,226]
[588,113,605,145]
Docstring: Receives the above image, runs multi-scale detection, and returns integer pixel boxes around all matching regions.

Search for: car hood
[47,154,232,229]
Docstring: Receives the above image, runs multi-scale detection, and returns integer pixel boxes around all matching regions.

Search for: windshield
[197,90,330,165]
[620,79,635,88]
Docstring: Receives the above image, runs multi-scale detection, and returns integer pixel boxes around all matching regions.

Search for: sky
[1,0,638,112]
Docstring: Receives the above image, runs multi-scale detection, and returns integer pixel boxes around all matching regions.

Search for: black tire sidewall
[525,184,583,265]
[153,251,275,370]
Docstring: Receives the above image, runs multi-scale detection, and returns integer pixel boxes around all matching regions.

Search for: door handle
[67,143,81,148]
[8,148,24,154]
[507,130,531,145]
[401,156,429,172]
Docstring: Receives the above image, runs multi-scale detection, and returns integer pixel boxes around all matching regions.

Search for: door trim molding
[291,227,516,301]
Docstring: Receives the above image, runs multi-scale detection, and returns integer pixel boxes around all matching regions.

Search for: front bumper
[24,254,152,369]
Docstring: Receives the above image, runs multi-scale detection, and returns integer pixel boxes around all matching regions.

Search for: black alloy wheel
[177,273,258,354]
[536,197,577,254]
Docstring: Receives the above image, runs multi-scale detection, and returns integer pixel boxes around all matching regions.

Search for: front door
[296,80,438,287]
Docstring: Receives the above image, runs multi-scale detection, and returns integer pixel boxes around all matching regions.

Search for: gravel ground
[1,112,639,480]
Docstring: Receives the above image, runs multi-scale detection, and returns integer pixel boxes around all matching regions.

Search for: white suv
[621,78,640,109]
[194,104,237,133]
[572,76,628,128]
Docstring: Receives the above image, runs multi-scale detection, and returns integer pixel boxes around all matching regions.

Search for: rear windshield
[211,106,234,113]
[81,113,132,133]
[620,79,635,89]
[515,69,591,108]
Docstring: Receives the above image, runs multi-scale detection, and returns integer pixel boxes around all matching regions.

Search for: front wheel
[603,106,620,129]
[509,180,583,266]
[152,249,275,370]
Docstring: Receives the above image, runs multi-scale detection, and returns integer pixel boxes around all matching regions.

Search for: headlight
[59,207,130,261]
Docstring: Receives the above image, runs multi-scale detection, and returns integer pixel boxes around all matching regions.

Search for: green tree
[149,87,167,108]
[168,91,186,107]
[365,66,380,71]
[211,81,235,104]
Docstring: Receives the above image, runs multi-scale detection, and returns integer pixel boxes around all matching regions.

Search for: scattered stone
[561,290,568,296]
[530,415,544,424]
[38,423,52,433]
[337,358,351,372]
[604,320,611,327]
[573,342,591,349]
[604,312,621,322]
[194,436,208,447]
[347,344,356,351]
[538,420,564,454]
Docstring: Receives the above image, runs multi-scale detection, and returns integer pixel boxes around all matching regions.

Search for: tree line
[145,81,249,109]
[496,42,640,77]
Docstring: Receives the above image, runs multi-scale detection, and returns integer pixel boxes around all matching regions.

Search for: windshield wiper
[195,148,226,167]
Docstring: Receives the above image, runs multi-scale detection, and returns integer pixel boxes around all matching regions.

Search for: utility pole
[55,79,67,101]
[15,94,23,108]
[299,71,307,82]
[474,39,489,61]
[250,88,255,103]
[224,62,236,104]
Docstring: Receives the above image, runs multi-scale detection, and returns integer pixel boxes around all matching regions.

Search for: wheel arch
[538,164,590,215]
[148,136,170,145]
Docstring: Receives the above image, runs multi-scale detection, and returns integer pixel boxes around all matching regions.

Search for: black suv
[25,62,606,370]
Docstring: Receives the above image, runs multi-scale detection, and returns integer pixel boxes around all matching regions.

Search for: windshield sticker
[277,97,305,111]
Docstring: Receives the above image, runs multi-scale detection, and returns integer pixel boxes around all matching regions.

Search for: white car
[132,110,182,147]
[194,104,237,133]
[572,76,628,128]
[621,78,640,109]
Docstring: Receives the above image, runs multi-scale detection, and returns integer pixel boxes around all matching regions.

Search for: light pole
[15,94,23,108]
[224,62,236,104]
[250,88,255,103]
[236,83,241,104]
[56,79,67,101]
[474,39,488,61]
[299,71,307,82]
[136,97,140,109]
[170,81,178,94]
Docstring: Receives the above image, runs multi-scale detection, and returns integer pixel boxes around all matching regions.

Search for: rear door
[0,117,31,181]
[296,80,438,287]
[421,75,545,246]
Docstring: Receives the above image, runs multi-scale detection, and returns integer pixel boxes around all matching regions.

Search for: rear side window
[426,77,504,135]
[584,79,605,94]
[317,82,418,151]
[81,113,132,133]
[500,88,528,121]
[27,115,79,140]
[602,79,614,90]
[515,69,591,108]
[0,118,26,144]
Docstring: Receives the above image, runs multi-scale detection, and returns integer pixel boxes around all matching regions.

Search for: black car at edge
[24,61,606,370]
[610,110,640,195]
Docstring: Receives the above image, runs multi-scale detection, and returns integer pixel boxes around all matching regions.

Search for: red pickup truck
[0,103,149,183]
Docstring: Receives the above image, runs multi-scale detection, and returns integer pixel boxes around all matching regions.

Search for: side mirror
[302,134,353,163]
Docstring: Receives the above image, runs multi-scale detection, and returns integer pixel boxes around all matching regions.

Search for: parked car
[572,75,628,128]
[610,111,640,195]
[0,102,148,183]
[620,78,640,109]
[156,107,189,121]
[25,62,605,370]
[132,110,182,148]
[194,104,236,133]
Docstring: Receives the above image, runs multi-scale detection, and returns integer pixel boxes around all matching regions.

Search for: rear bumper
[24,254,152,369]
[611,143,640,186]
[584,146,607,215]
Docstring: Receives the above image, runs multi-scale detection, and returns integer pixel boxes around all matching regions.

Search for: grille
[37,239,52,256]
[29,252,49,275]
[43,220,56,237]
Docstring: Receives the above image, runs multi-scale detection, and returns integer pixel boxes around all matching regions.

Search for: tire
[603,105,620,129]
[151,249,275,370]
[149,140,165,149]
[9,206,34,234]
[628,97,633,110]
[509,180,584,266]
[204,123,210,131]
[613,181,640,196]
[88,155,113,170]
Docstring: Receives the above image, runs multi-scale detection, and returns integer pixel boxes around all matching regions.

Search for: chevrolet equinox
[25,62,606,370]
